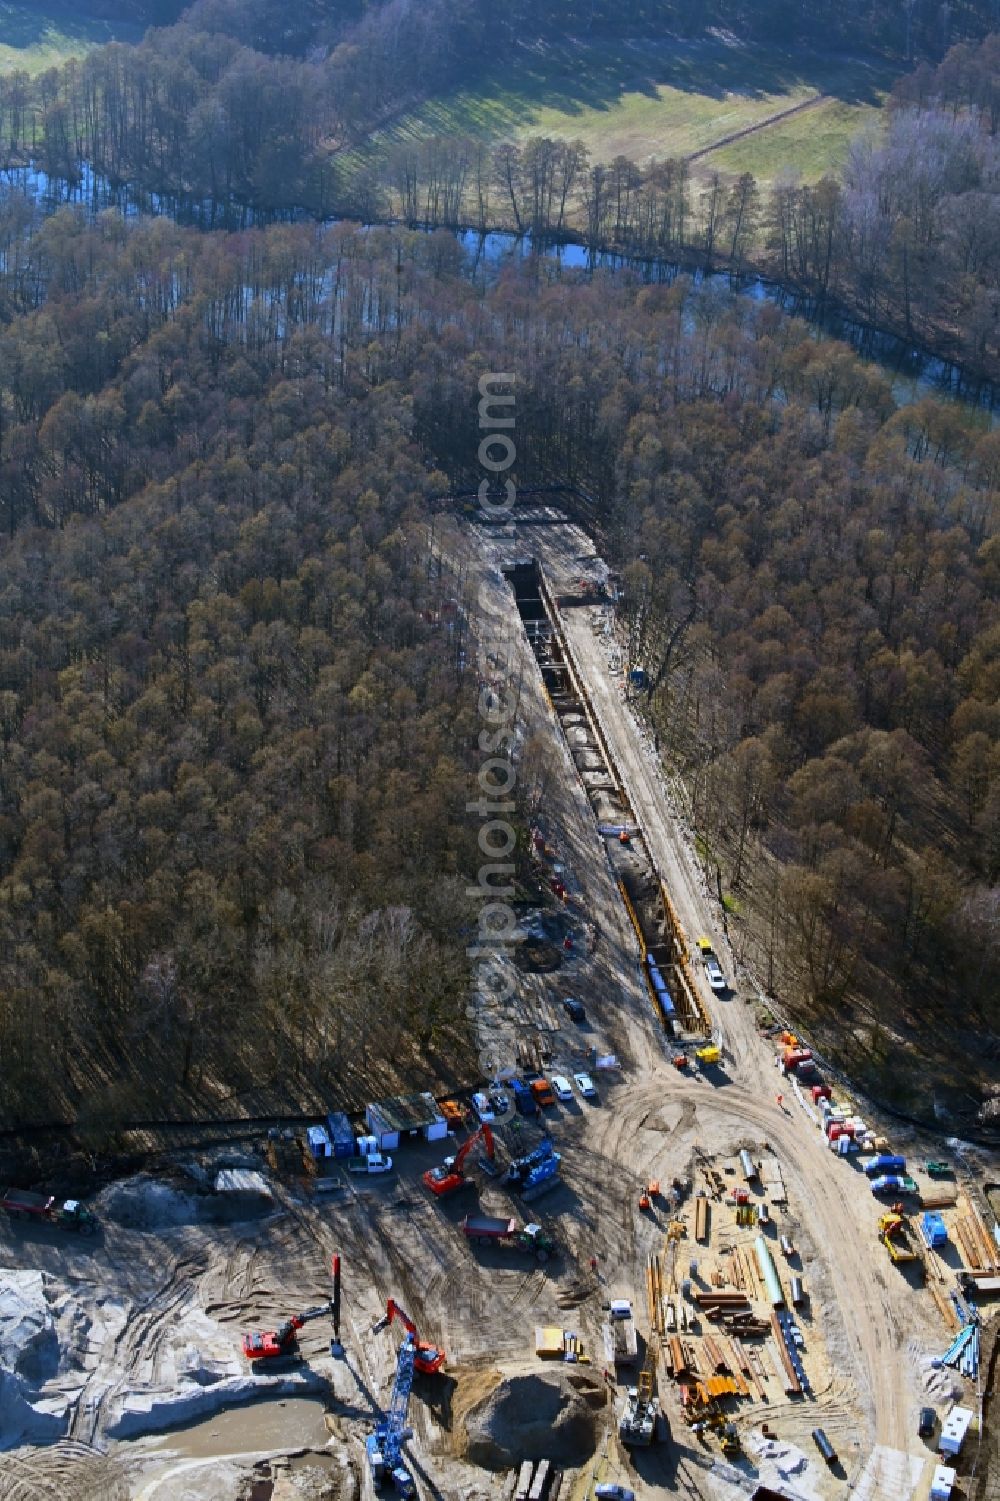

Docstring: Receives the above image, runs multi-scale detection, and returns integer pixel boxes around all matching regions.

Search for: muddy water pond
[136,1394,333,1460]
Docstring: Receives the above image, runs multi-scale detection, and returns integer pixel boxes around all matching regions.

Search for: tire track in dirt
[70,1253,204,1443]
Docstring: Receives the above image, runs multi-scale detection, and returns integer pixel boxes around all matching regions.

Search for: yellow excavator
[878,1210,920,1267]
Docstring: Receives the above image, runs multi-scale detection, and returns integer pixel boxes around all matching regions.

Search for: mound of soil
[516,940,563,973]
[462,1369,601,1469]
[100,1174,202,1229]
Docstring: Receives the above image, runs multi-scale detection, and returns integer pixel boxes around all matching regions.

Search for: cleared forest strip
[687,92,830,163]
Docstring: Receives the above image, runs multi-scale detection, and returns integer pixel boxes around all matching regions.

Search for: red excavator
[372,1298,446,1375]
[242,1254,343,1367]
[422,1122,494,1197]
[242,1307,329,1365]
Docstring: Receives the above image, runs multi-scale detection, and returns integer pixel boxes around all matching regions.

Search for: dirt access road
[488,514,933,1498]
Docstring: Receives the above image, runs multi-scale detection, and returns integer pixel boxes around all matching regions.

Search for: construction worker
[776,1094,783,1109]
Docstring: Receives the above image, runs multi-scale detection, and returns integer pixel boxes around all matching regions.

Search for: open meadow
[0,1,141,75]
[373,31,892,183]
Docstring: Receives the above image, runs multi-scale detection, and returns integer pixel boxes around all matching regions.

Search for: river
[3,163,996,418]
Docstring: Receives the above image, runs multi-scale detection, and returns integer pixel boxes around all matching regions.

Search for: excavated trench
[505,562,707,1038]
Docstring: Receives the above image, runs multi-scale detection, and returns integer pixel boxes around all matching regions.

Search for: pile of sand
[461,1369,601,1469]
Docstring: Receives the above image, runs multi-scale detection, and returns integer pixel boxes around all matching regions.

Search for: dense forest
[0,193,996,1127]
[0,212,490,1129]
[0,0,997,1132]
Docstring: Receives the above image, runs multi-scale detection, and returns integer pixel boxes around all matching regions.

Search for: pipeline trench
[504,560,710,1040]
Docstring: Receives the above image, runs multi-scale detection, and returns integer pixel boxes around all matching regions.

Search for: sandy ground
[0,505,995,1501]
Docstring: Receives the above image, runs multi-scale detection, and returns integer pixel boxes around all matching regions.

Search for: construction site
[1,494,998,1501]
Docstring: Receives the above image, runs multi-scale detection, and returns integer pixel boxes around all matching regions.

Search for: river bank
[1,161,996,417]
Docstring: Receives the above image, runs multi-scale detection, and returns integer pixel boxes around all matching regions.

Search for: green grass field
[0,2,141,75]
[375,34,893,185]
[709,96,882,181]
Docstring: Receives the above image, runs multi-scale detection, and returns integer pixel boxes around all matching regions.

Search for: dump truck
[461,1214,556,1263]
[878,1211,923,1270]
[0,1188,96,1235]
[605,1298,638,1366]
[529,1077,556,1109]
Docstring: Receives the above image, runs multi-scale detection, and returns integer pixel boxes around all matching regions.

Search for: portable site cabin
[365,1093,448,1152]
[939,1406,973,1457]
[922,1212,948,1248]
[930,1465,956,1501]
[307,1125,332,1159]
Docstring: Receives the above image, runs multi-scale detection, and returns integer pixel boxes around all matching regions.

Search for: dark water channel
[3,162,996,417]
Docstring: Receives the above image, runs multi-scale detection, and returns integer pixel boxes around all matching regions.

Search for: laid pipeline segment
[505,559,708,1036]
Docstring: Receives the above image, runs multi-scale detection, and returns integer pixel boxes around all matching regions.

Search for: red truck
[461,1213,556,1263]
[1,1188,96,1235]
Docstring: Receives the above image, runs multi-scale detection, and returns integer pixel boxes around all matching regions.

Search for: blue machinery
[366,1333,418,1496]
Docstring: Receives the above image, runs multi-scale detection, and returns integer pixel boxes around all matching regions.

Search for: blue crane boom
[366,1333,417,1496]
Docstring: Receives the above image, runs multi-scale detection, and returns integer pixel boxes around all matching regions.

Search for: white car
[704,955,726,991]
[573,1071,597,1098]
[595,1486,635,1501]
[550,1074,574,1102]
[471,1091,495,1123]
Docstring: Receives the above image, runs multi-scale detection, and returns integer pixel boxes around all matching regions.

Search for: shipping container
[739,1149,758,1182]
[326,1112,355,1159]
